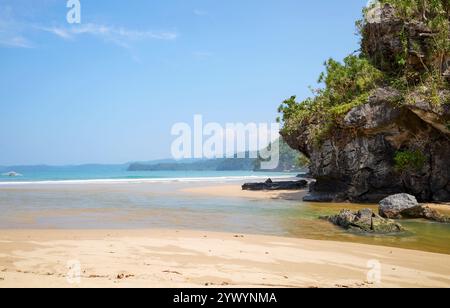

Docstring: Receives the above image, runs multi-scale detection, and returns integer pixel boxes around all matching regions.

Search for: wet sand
[0,229,449,288]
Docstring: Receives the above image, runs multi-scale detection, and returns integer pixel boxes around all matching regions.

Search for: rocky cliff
[280,1,450,202]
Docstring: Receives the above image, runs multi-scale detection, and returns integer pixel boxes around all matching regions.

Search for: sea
[0,164,295,183]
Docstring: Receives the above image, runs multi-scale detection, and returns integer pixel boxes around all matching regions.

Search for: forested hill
[127,139,309,172]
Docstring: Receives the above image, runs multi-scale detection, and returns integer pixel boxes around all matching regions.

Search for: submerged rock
[402,206,450,223]
[242,179,308,191]
[322,209,404,234]
[379,194,419,219]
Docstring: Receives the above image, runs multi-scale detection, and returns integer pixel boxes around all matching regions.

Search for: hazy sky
[0,0,368,165]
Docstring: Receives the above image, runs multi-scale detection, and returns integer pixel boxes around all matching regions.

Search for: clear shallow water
[0,181,449,254]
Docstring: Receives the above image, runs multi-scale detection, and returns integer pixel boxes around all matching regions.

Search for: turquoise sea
[0,164,295,183]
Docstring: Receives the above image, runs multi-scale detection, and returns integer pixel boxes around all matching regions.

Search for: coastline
[1,229,449,288]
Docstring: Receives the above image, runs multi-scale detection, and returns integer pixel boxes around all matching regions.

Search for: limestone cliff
[280,1,450,202]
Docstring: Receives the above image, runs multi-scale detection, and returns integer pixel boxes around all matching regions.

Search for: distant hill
[128,158,257,172]
[1,140,309,174]
[128,139,309,172]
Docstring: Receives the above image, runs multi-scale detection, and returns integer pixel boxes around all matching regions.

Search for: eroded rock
[322,208,404,234]
[283,89,450,203]
[281,3,450,203]
[399,205,450,223]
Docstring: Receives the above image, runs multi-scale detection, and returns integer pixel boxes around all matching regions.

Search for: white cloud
[0,5,178,50]
[38,23,178,49]
[41,23,177,41]
[0,36,33,48]
[0,6,33,48]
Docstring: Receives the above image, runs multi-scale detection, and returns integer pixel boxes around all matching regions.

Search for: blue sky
[0,0,368,165]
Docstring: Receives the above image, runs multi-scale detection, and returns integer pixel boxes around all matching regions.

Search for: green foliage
[319,56,384,106]
[380,0,449,75]
[278,55,383,144]
[296,155,311,168]
[394,150,427,172]
[328,93,371,119]
[278,0,449,152]
[446,121,450,130]
[361,1,449,97]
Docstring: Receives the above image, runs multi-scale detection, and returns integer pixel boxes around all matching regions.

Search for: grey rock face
[283,87,450,203]
[344,88,402,130]
[379,194,419,219]
[362,3,437,75]
[281,4,450,203]
[322,209,404,233]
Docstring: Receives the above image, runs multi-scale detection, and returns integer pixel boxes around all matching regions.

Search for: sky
[0,0,369,165]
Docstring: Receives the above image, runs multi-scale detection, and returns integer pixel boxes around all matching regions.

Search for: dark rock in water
[379,194,419,219]
[322,209,404,234]
[242,179,308,191]
[399,205,450,223]
[296,173,312,178]
[302,180,347,202]
[303,193,341,203]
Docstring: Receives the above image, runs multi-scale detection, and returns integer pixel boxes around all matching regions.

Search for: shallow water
[0,182,449,254]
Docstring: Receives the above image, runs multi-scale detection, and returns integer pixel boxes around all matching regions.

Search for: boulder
[322,208,404,234]
[379,194,450,223]
[379,194,419,219]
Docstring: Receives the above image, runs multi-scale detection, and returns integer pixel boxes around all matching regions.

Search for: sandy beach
[0,229,449,288]
[0,182,449,288]
[182,183,309,200]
